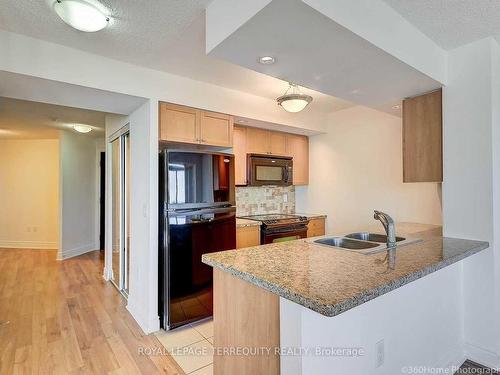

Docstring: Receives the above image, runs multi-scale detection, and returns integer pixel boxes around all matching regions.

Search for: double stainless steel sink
[313,232,421,254]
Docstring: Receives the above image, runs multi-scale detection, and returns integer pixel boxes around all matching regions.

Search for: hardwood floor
[0,248,184,375]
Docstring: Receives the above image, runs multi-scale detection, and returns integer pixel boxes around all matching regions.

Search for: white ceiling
[383,0,500,50]
[0,97,106,139]
[0,71,147,116]
[0,0,353,115]
[209,0,441,112]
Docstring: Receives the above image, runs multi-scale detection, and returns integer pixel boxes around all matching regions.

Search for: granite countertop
[236,218,261,228]
[203,223,488,317]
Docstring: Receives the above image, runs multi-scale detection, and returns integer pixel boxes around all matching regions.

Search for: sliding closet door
[124,133,131,295]
[111,137,122,290]
[110,130,130,296]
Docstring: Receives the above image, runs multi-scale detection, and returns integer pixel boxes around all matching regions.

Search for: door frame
[99,151,106,251]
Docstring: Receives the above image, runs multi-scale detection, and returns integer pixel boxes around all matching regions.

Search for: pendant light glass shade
[276,83,313,113]
[54,0,109,32]
[73,124,93,133]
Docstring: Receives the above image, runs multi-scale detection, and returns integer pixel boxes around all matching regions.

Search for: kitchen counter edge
[202,238,489,317]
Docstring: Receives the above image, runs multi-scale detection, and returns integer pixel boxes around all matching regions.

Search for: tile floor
[155,319,214,375]
[156,323,498,375]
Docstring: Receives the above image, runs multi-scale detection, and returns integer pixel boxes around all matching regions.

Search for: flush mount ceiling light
[73,124,93,133]
[276,83,313,113]
[392,104,402,110]
[54,0,110,32]
[258,56,276,65]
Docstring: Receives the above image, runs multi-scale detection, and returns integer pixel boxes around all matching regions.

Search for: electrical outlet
[375,339,384,368]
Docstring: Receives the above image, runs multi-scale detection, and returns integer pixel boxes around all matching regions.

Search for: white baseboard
[0,240,58,250]
[58,243,98,260]
[103,266,113,281]
[464,342,500,368]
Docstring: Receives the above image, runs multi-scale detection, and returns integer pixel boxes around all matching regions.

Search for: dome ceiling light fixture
[54,0,110,32]
[276,83,313,113]
[73,124,93,133]
[258,56,276,65]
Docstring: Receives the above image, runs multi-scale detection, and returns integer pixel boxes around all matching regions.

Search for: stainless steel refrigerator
[159,149,236,330]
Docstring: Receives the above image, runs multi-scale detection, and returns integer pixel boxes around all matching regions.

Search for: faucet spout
[374,210,396,247]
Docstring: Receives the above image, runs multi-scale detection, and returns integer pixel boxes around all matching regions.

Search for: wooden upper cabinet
[233,125,247,185]
[286,134,309,185]
[233,127,310,186]
[403,89,443,182]
[246,127,271,154]
[200,111,233,147]
[246,128,288,155]
[159,103,199,143]
[269,131,287,156]
[159,102,233,147]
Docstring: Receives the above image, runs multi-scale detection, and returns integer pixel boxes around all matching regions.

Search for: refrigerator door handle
[167,205,235,214]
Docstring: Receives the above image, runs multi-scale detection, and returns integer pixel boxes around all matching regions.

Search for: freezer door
[166,151,235,208]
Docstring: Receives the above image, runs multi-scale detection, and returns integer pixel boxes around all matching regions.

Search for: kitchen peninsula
[202,223,488,374]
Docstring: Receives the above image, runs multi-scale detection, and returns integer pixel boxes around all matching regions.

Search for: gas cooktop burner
[239,214,308,227]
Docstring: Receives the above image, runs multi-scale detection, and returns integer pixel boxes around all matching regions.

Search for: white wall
[0,30,331,333]
[281,262,464,374]
[0,139,59,249]
[296,106,442,234]
[443,38,499,366]
[59,131,102,259]
[0,30,328,134]
[94,138,105,248]
[104,103,160,333]
[302,0,447,84]
[492,39,500,365]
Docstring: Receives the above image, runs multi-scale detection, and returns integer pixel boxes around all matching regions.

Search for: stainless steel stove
[238,214,310,244]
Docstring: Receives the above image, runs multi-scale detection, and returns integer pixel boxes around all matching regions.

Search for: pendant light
[73,124,93,133]
[54,0,110,32]
[276,83,313,113]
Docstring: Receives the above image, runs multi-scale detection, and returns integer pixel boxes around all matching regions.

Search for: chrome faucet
[373,210,396,248]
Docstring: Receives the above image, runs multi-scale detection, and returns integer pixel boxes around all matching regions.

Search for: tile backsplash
[236,186,295,216]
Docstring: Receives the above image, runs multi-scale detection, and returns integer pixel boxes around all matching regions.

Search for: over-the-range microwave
[247,154,293,186]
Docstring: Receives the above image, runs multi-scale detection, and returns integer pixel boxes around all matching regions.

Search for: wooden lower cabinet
[236,226,260,249]
[307,218,325,238]
[213,269,280,375]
